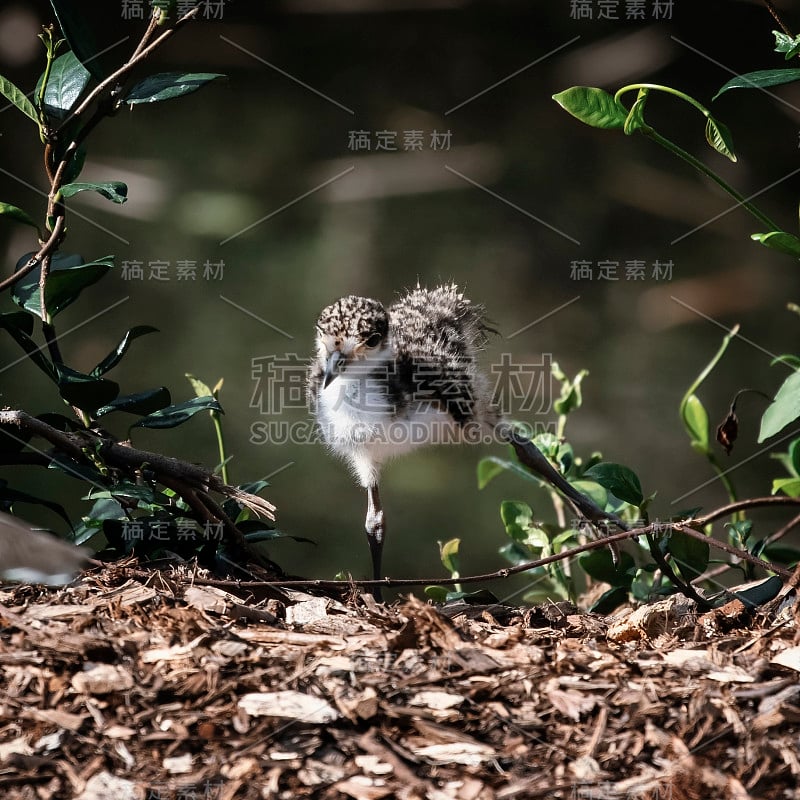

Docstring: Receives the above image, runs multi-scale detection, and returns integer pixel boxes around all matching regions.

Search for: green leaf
[12,252,114,319]
[774,30,800,60]
[0,311,57,382]
[498,540,536,566]
[705,116,737,162]
[477,455,543,489]
[714,68,800,99]
[666,531,709,582]
[569,479,608,511]
[553,368,588,416]
[60,182,128,204]
[91,326,159,376]
[791,437,800,477]
[759,371,800,441]
[186,373,214,398]
[0,202,40,233]
[772,477,800,497]
[95,387,171,417]
[438,538,460,576]
[552,86,629,129]
[771,354,800,370]
[623,88,648,135]
[751,231,800,258]
[37,50,90,121]
[500,500,534,541]
[86,483,169,505]
[578,549,635,588]
[56,365,119,412]
[125,72,225,105]
[726,519,753,547]
[681,393,709,450]
[132,396,223,430]
[583,463,643,506]
[424,585,450,602]
[0,75,38,124]
[49,0,108,80]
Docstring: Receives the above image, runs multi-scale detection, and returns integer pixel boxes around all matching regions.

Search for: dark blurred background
[1,0,798,599]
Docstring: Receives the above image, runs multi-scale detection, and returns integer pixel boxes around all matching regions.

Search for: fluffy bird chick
[308,284,625,599]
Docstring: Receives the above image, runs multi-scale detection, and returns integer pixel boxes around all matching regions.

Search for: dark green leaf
[589,585,629,613]
[0,202,40,232]
[56,365,119,412]
[726,519,753,547]
[0,310,57,381]
[578,549,635,588]
[731,575,783,609]
[240,522,315,545]
[47,452,108,485]
[714,68,800,99]
[12,252,114,319]
[583,463,643,506]
[37,50,90,121]
[552,86,629,129]
[91,326,159,376]
[0,482,72,530]
[705,116,737,162]
[132,396,223,430]
[0,75,38,124]
[125,72,225,105]
[763,544,800,566]
[86,483,169,505]
[759,371,800,441]
[49,0,109,80]
[667,531,709,582]
[440,588,499,605]
[63,145,86,183]
[60,181,128,204]
[95,387,171,417]
[751,231,800,258]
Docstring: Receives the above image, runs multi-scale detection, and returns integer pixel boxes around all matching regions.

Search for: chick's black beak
[323,350,344,389]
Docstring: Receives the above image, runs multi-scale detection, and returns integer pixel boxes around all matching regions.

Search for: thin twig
[763,0,793,36]
[129,504,796,593]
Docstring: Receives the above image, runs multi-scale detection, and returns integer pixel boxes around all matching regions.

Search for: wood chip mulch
[1,564,799,800]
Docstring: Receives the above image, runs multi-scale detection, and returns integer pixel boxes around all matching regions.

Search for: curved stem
[644,127,781,231]
[615,83,710,117]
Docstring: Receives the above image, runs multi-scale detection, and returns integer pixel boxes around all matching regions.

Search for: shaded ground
[1,564,799,799]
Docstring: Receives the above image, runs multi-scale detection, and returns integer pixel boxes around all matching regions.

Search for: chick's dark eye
[365,332,382,348]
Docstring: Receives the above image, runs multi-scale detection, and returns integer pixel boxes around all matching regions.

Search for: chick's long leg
[365,483,385,600]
